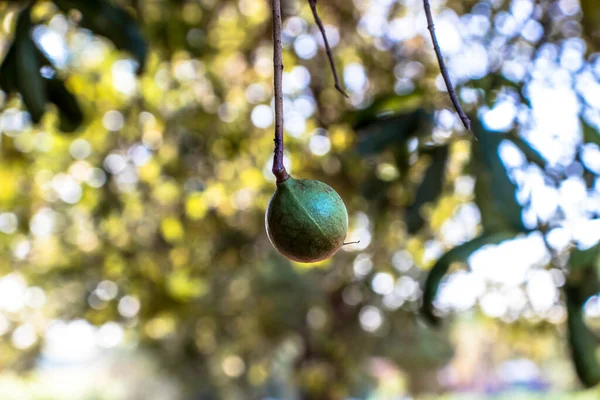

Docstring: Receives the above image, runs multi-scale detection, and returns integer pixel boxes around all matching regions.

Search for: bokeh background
[2,0,600,398]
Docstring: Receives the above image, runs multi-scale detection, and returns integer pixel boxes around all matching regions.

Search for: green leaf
[46,77,84,133]
[54,0,147,74]
[582,117,600,147]
[472,119,528,233]
[0,43,18,95]
[565,285,600,388]
[420,231,516,326]
[14,7,47,124]
[354,108,433,156]
[405,145,449,234]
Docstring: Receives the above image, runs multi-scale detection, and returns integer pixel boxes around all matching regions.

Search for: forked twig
[423,0,473,135]
[308,0,349,98]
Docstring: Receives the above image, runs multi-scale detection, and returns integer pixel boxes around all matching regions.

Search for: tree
[2,0,600,398]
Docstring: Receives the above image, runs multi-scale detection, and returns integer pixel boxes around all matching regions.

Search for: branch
[271,0,290,183]
[308,0,349,98]
[423,0,473,135]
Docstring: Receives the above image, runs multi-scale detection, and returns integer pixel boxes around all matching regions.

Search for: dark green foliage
[565,284,600,388]
[46,77,84,133]
[265,177,348,263]
[472,120,524,231]
[0,43,17,95]
[561,240,600,387]
[0,0,146,132]
[14,7,46,123]
[570,243,600,273]
[54,0,147,74]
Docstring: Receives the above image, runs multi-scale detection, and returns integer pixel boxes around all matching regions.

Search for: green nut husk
[265,177,348,263]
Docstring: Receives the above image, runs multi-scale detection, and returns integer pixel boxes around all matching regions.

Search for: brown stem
[423,0,473,135]
[271,0,290,183]
[308,0,349,98]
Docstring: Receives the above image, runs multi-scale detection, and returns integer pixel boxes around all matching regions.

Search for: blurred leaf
[565,284,600,388]
[54,0,147,74]
[360,172,390,202]
[392,141,410,179]
[566,246,600,311]
[570,243,600,272]
[420,231,516,326]
[507,134,546,169]
[349,91,424,128]
[0,43,17,95]
[472,119,529,233]
[580,0,600,51]
[2,23,83,132]
[354,108,433,156]
[405,145,448,233]
[474,168,513,232]
[582,117,600,147]
[46,77,84,132]
[36,44,84,133]
[567,268,600,312]
[469,75,530,108]
[14,7,46,123]
[254,260,315,338]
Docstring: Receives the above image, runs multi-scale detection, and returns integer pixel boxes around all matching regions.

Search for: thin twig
[308,0,349,98]
[271,0,290,183]
[423,0,473,135]
[343,240,360,245]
